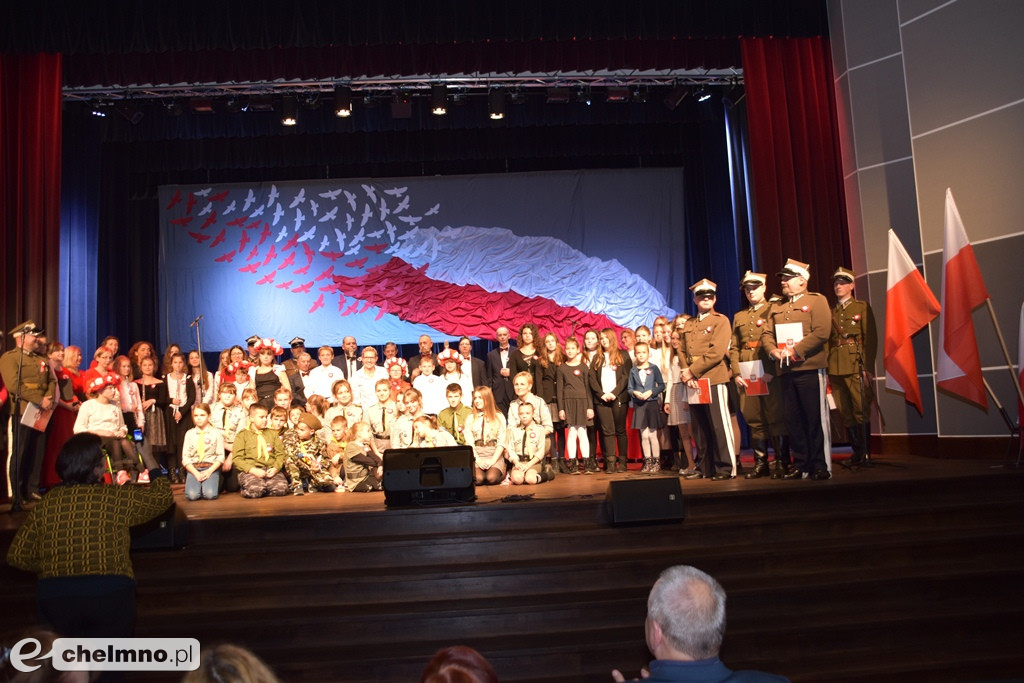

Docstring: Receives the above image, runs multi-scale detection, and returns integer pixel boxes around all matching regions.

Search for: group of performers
[1,256,876,507]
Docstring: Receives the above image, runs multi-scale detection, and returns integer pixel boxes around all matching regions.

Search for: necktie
[256,431,269,462]
[521,429,527,458]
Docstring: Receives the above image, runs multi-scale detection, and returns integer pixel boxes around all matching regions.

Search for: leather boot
[843,425,866,468]
[745,440,770,479]
[568,459,580,475]
[770,435,791,479]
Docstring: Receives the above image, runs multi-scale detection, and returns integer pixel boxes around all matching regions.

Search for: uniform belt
[23,382,42,389]
[373,434,388,439]
[836,338,859,346]
[475,439,497,447]
[744,341,761,349]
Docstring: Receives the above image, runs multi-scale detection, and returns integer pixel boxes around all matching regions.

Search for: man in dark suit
[485,326,515,416]
[289,351,314,405]
[459,336,487,389]
[332,335,359,379]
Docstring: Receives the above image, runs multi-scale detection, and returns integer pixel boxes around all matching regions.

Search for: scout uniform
[437,403,472,445]
[233,423,288,497]
[282,414,336,494]
[680,280,737,480]
[828,267,878,468]
[729,271,790,478]
[505,420,546,476]
[761,259,832,479]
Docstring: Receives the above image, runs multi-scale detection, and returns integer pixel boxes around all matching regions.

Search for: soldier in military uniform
[828,267,877,470]
[761,259,833,480]
[0,321,54,506]
[282,412,336,494]
[730,272,790,479]
[680,279,736,480]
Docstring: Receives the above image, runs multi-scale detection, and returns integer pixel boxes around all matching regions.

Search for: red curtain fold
[740,37,850,286]
[0,52,63,342]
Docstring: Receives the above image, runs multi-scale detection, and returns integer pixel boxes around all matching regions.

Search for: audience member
[421,645,499,683]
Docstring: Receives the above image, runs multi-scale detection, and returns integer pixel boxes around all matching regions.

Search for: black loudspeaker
[382,446,476,507]
[130,503,186,549]
[605,478,685,524]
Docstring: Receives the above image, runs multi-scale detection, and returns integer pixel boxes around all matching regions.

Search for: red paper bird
[185,193,197,215]
[200,212,218,230]
[301,242,315,265]
[314,265,335,281]
[319,251,344,261]
[308,294,325,313]
[214,250,237,263]
[278,252,296,269]
[246,219,262,231]
[166,189,182,210]
[261,245,277,267]
[226,215,248,227]
[345,256,368,269]
[364,243,387,254]
[238,230,251,251]
[275,280,293,290]
[337,296,347,312]
[245,245,259,261]
[282,232,300,251]
[342,300,360,316]
[188,230,211,243]
[209,228,227,248]
[170,216,194,227]
[318,282,340,293]
[257,224,271,246]
[293,264,310,275]
[210,190,229,202]
[256,270,276,285]
[291,281,313,294]
[238,263,259,274]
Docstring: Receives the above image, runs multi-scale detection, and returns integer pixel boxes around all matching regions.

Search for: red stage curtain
[0,52,62,340]
[740,37,849,284]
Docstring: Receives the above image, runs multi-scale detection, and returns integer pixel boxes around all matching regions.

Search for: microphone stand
[190,315,205,401]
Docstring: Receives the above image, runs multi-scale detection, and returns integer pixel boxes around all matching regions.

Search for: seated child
[74,372,140,484]
[437,383,472,445]
[210,383,246,492]
[282,412,335,495]
[326,414,348,487]
[232,403,288,498]
[239,387,259,429]
[413,414,458,448]
[344,421,383,492]
[181,403,225,501]
[505,402,545,486]
[269,405,289,437]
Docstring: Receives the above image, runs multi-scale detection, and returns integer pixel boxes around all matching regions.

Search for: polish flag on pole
[935,189,989,409]
[885,230,940,413]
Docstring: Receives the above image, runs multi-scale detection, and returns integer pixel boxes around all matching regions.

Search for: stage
[2,452,1023,682]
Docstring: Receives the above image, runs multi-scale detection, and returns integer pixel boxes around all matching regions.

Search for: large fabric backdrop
[159,168,686,348]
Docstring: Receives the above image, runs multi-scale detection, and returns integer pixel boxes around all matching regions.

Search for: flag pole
[984,299,1024,407]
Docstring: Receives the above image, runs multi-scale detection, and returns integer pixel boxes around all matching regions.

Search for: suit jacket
[332,354,360,379]
[485,347,515,411]
[465,355,487,389]
[289,370,312,405]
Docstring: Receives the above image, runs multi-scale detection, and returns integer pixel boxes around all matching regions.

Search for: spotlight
[695,85,712,103]
[430,83,447,116]
[663,85,688,110]
[334,85,352,117]
[489,89,505,120]
[90,101,108,117]
[281,96,298,126]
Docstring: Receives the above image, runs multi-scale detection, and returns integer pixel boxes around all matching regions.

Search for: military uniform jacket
[437,404,472,444]
[232,426,286,473]
[681,312,731,385]
[761,292,830,373]
[0,348,54,415]
[729,301,773,375]
[828,298,878,376]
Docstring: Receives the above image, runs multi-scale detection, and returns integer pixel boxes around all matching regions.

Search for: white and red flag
[884,230,940,414]
[936,189,990,409]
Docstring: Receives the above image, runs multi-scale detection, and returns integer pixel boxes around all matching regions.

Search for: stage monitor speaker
[605,478,685,525]
[131,502,186,549]
[383,446,476,507]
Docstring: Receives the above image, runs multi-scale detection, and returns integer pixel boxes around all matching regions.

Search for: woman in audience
[182,643,281,683]
[464,386,507,486]
[164,351,196,483]
[421,645,498,683]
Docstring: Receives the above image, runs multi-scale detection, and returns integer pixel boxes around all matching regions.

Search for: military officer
[828,267,877,470]
[730,271,790,479]
[0,321,55,506]
[761,259,832,480]
[680,279,736,480]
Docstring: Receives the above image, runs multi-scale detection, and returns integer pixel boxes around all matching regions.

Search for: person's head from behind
[181,643,279,683]
[56,433,106,485]
[421,645,498,683]
[646,565,726,662]
[1,628,90,682]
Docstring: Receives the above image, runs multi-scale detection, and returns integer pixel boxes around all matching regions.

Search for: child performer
[114,355,148,474]
[74,373,140,484]
[326,415,348,488]
[412,356,447,416]
[305,394,332,444]
[505,402,545,485]
[629,341,666,474]
[464,386,507,486]
[389,388,423,449]
[365,379,397,456]
[437,349,473,407]
[437,383,472,445]
[413,415,458,448]
[536,333,566,472]
[232,403,288,498]
[137,356,169,474]
[384,357,411,400]
[283,412,335,495]
[165,351,196,483]
[344,422,383,492]
[269,405,289,437]
[181,403,225,501]
[307,345,344,400]
[556,337,595,475]
[210,383,246,493]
